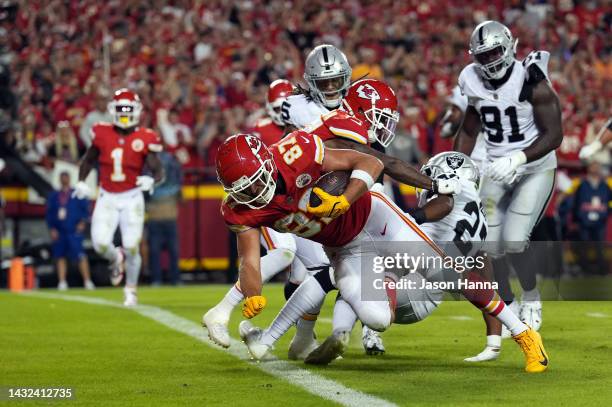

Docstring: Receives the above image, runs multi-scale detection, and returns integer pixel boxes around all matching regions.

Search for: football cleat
[239,320,271,360]
[288,333,319,361]
[202,307,231,348]
[512,326,549,373]
[123,287,138,307]
[501,301,520,339]
[362,326,385,355]
[110,249,125,287]
[464,345,501,362]
[519,299,542,331]
[304,331,350,365]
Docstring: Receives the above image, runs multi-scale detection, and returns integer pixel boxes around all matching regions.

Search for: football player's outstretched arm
[236,227,268,318]
[453,106,481,156]
[77,146,99,181]
[523,81,563,162]
[321,147,383,204]
[324,138,433,190]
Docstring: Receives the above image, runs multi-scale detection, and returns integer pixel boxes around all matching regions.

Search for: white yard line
[447,315,474,321]
[585,312,608,318]
[22,292,397,407]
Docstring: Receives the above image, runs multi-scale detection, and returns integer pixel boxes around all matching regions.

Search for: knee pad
[123,246,140,259]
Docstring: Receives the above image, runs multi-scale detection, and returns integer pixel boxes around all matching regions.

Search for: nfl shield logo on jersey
[132,139,144,152]
[446,154,465,170]
[295,173,312,188]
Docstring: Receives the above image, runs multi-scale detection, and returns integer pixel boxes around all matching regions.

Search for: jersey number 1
[110,148,126,182]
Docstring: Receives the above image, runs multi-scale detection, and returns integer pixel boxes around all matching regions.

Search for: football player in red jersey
[203,79,330,360]
[251,79,294,146]
[74,89,164,306]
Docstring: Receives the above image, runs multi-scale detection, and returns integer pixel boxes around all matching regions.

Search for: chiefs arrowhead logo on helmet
[356,84,381,102]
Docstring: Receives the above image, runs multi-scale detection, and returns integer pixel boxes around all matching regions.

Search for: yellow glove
[242,296,267,319]
[307,187,350,218]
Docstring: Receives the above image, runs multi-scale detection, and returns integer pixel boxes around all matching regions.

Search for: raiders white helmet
[303,44,352,109]
[469,20,518,80]
[422,152,480,189]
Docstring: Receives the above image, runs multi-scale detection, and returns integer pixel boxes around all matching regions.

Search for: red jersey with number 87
[221,131,371,247]
[91,123,163,193]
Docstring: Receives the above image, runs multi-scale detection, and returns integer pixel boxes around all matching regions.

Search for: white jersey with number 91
[458,50,557,175]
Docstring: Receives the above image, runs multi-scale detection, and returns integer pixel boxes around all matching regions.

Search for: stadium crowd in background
[0,0,610,246]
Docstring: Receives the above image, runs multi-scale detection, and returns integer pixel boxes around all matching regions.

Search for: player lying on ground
[216,132,549,373]
[203,80,331,361]
[455,20,563,356]
[74,89,164,306]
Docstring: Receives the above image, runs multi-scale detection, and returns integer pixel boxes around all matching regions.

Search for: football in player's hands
[308,171,350,207]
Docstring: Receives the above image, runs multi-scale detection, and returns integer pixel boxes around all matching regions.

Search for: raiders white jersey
[458,51,557,175]
[419,176,487,258]
[448,85,468,113]
[281,94,331,129]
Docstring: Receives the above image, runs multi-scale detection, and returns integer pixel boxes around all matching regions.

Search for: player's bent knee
[503,240,528,254]
[357,305,391,332]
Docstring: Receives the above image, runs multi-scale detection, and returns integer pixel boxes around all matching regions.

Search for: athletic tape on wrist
[350,169,375,190]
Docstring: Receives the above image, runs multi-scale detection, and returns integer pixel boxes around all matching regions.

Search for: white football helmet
[469,21,518,80]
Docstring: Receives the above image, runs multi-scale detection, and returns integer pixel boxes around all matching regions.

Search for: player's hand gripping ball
[307,171,351,218]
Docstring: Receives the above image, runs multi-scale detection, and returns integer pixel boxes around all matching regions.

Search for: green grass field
[1,285,611,406]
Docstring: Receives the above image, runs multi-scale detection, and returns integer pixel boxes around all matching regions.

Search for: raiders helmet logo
[356,84,380,101]
[445,154,465,170]
[295,173,312,188]
[131,139,144,152]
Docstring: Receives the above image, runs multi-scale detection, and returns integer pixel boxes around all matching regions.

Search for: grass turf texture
[1,285,611,406]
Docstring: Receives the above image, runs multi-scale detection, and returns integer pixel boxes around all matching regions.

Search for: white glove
[72,181,91,199]
[136,175,155,193]
[432,176,462,195]
[579,140,602,161]
[487,151,527,184]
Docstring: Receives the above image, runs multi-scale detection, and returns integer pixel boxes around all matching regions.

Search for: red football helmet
[342,79,400,147]
[266,79,294,126]
[108,88,143,129]
[216,134,277,209]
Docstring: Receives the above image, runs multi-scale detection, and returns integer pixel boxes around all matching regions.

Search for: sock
[216,284,244,317]
[124,248,141,287]
[463,271,527,337]
[295,314,317,339]
[384,272,398,312]
[522,288,541,302]
[260,273,329,346]
[487,335,502,349]
[260,248,295,283]
[332,294,358,333]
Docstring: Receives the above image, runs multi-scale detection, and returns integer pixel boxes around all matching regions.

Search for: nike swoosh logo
[380,223,387,236]
[539,345,548,366]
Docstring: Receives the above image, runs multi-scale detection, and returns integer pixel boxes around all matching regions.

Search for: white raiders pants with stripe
[324,192,441,332]
[480,169,555,256]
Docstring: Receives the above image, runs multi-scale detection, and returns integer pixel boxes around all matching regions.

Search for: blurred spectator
[572,161,611,274]
[79,89,112,148]
[146,151,182,285]
[46,171,94,290]
[50,121,80,164]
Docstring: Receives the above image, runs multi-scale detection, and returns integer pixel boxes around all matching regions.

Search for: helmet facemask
[223,159,277,209]
[364,104,400,147]
[266,100,285,126]
[473,43,516,80]
[308,74,351,109]
[108,100,142,129]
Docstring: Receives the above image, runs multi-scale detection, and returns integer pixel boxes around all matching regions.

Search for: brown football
[309,171,351,207]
